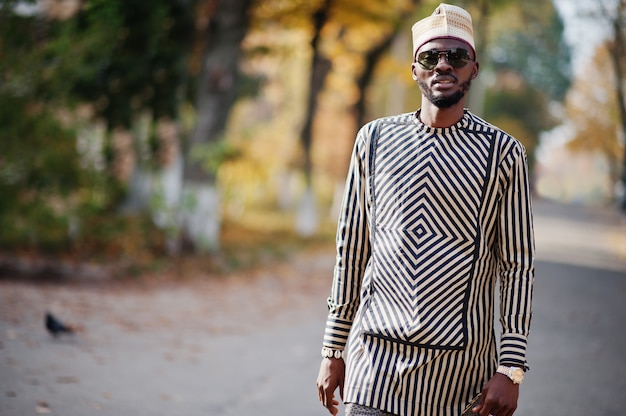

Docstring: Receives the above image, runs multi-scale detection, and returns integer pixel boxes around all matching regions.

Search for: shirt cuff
[500,332,529,370]
[322,317,352,349]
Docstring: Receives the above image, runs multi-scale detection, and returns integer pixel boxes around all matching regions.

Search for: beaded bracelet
[321,347,344,359]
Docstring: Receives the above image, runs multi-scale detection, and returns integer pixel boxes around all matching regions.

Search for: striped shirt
[323,110,535,416]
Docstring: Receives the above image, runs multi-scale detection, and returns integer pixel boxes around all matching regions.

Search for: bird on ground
[45,311,75,337]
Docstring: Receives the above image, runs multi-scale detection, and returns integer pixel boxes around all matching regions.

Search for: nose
[434,52,453,70]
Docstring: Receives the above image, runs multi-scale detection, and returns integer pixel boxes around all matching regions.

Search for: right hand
[316,357,345,415]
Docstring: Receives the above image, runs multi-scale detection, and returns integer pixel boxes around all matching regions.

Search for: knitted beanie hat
[411,3,476,59]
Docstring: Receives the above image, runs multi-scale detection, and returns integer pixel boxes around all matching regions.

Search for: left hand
[472,373,519,416]
[316,357,345,415]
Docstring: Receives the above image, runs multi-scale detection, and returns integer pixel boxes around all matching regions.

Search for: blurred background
[1,1,626,416]
[1,0,624,271]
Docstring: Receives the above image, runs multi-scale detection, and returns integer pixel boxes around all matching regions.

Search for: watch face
[511,368,525,383]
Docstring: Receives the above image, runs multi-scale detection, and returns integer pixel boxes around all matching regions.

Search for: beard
[418,76,473,109]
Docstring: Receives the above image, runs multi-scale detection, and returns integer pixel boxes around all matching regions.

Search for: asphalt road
[1,198,625,416]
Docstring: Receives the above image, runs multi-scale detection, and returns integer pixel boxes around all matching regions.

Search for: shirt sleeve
[496,142,535,370]
[322,126,372,351]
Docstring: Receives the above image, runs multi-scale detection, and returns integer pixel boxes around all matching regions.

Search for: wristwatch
[496,365,525,384]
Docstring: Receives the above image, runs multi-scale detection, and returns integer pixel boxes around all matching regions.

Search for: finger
[478,404,493,416]
[504,406,517,416]
[317,385,324,405]
[486,405,503,416]
[471,402,483,414]
[328,396,338,415]
[320,387,328,407]
[325,390,335,409]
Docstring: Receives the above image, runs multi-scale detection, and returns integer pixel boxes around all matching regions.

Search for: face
[411,38,479,109]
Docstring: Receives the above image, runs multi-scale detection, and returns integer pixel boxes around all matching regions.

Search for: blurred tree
[0,97,83,251]
[480,0,571,176]
[566,43,623,193]
[49,0,194,174]
[486,0,571,101]
[0,0,90,251]
[347,0,419,129]
[181,0,252,251]
[597,0,626,209]
[0,0,195,258]
[185,0,252,183]
[301,0,332,187]
[564,0,626,207]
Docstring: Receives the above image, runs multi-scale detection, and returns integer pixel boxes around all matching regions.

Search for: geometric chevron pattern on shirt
[362,121,491,348]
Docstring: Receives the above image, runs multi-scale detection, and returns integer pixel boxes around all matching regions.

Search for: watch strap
[496,365,524,384]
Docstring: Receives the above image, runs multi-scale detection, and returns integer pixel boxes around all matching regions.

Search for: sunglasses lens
[417,51,439,70]
[447,49,471,68]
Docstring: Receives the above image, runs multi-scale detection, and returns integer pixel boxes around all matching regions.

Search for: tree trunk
[300,0,332,187]
[295,0,332,237]
[181,0,251,252]
[354,34,395,129]
[608,2,626,210]
[352,0,420,128]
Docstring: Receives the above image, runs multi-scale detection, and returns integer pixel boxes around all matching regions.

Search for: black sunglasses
[416,48,474,70]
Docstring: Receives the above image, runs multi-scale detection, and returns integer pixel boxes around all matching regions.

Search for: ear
[471,62,480,79]
[411,63,418,80]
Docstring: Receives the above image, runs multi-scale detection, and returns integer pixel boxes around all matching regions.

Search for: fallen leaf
[36,401,51,414]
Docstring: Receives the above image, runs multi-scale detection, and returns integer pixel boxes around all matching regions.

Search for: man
[316,3,535,416]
